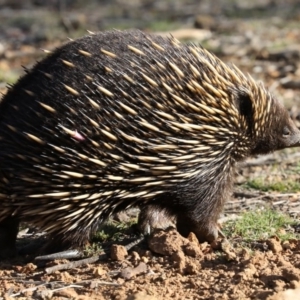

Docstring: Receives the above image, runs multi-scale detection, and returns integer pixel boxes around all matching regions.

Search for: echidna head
[251,95,300,155]
[278,111,300,147]
[269,106,300,150]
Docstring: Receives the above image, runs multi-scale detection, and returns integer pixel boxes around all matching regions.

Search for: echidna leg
[174,170,232,242]
[176,214,219,242]
[138,205,220,242]
[137,205,176,235]
[0,217,19,259]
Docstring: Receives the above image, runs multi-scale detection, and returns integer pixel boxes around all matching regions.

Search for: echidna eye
[283,126,291,137]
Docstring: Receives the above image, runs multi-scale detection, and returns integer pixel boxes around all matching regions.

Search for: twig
[35,249,83,261]
[79,279,121,287]
[44,235,145,273]
[45,253,107,274]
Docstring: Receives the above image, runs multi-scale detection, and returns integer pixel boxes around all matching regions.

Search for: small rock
[120,262,148,280]
[141,256,149,264]
[111,244,128,261]
[171,250,186,274]
[93,266,107,277]
[282,241,291,250]
[126,292,158,300]
[187,232,199,245]
[282,267,300,282]
[267,237,283,254]
[185,261,199,275]
[33,289,53,300]
[267,287,300,300]
[184,242,202,258]
[20,263,37,274]
[53,288,78,299]
[221,239,237,260]
[131,251,140,262]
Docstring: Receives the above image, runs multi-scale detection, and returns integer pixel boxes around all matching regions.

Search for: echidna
[0,30,299,257]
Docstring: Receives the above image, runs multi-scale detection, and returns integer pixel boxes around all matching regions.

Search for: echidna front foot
[138,205,176,235]
[0,217,19,259]
[176,215,219,243]
[138,206,219,243]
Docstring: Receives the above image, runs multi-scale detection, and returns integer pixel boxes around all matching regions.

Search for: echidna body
[0,30,299,257]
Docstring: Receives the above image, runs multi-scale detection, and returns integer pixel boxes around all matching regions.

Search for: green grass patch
[147,20,182,32]
[244,177,300,193]
[85,217,138,255]
[223,208,299,243]
[0,70,20,85]
[92,216,137,242]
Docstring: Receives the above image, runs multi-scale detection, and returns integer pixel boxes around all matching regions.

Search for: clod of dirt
[130,251,141,263]
[19,262,37,274]
[221,239,237,260]
[148,228,186,256]
[110,244,128,261]
[282,240,291,250]
[93,266,107,277]
[282,267,300,281]
[33,289,53,299]
[238,263,257,280]
[267,237,283,253]
[267,287,300,300]
[126,292,158,300]
[171,250,186,274]
[148,228,203,257]
[53,287,79,299]
[148,228,205,274]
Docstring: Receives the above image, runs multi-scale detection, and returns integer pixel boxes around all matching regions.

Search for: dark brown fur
[0,30,299,257]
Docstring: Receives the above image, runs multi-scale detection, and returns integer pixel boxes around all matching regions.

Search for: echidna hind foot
[0,217,90,259]
[137,205,176,235]
[21,233,89,258]
[0,217,19,259]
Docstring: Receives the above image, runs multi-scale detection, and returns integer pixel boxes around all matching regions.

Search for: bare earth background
[0,0,300,299]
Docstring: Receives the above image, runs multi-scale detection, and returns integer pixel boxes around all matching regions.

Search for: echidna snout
[0,29,299,258]
[250,98,300,154]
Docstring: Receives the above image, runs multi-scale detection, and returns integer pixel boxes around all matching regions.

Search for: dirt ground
[1,230,300,300]
[0,0,300,299]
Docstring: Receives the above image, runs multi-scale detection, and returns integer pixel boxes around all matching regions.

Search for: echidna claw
[35,249,83,261]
